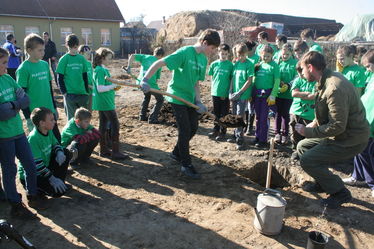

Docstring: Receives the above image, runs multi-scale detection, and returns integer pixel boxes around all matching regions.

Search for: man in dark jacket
[295,51,370,209]
[42,32,57,83]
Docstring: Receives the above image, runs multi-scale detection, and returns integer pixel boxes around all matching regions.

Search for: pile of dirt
[157,10,256,42]
[115,74,132,80]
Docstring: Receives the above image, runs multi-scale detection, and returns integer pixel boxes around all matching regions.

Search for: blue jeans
[0,135,37,203]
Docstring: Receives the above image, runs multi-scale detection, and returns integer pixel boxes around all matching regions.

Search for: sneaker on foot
[27,194,49,210]
[302,181,324,193]
[321,188,352,209]
[255,141,268,148]
[181,165,201,179]
[274,134,282,143]
[342,176,365,186]
[226,136,236,143]
[215,133,225,141]
[281,135,289,144]
[291,151,299,161]
[169,152,181,162]
[250,138,259,145]
[10,202,38,220]
[208,130,219,138]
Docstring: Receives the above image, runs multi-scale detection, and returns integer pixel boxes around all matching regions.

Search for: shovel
[105,76,245,128]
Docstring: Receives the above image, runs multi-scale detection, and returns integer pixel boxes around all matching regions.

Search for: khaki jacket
[304,69,370,147]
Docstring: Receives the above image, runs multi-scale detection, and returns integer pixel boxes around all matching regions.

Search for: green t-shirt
[18,129,59,180]
[16,60,55,113]
[61,118,94,147]
[255,43,278,56]
[309,42,323,54]
[232,59,254,100]
[0,74,24,138]
[248,54,260,65]
[341,64,367,88]
[56,53,88,95]
[164,46,207,105]
[361,77,374,138]
[278,58,298,99]
[86,60,93,94]
[92,66,115,111]
[289,77,316,121]
[254,61,280,97]
[135,54,161,90]
[365,70,373,87]
[208,59,233,97]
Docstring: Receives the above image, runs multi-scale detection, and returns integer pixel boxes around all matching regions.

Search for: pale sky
[115,0,374,25]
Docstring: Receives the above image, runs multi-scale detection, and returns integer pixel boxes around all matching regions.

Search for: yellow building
[0,0,124,54]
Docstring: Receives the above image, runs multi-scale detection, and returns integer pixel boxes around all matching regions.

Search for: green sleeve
[56,56,66,74]
[95,68,106,86]
[208,62,215,76]
[134,54,144,63]
[291,77,302,90]
[246,61,254,78]
[16,65,29,88]
[29,138,43,162]
[271,64,281,97]
[156,68,161,80]
[164,48,185,71]
[356,70,367,88]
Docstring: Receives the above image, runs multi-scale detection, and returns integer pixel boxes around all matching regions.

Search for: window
[0,25,14,44]
[60,27,72,45]
[81,28,92,46]
[25,26,39,35]
[100,29,111,46]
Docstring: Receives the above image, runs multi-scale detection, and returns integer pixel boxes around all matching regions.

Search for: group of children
[0,33,129,219]
[0,27,373,220]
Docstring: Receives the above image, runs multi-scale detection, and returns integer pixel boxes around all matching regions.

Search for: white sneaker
[342,177,365,186]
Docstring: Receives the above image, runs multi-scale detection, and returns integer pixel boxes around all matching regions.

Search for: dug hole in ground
[1,59,373,249]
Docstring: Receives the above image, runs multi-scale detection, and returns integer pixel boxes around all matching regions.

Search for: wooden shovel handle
[105,77,199,109]
[266,138,275,189]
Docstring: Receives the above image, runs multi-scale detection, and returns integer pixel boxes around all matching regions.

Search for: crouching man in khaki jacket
[295,51,370,209]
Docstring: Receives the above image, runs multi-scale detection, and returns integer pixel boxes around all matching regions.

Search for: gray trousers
[297,138,367,194]
[64,93,89,120]
[232,99,247,138]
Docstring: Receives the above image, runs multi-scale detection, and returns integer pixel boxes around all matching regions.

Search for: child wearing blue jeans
[0,48,47,219]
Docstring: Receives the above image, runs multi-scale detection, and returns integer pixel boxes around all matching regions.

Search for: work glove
[279,83,289,93]
[26,119,34,132]
[48,175,67,194]
[267,96,276,106]
[229,92,241,101]
[16,88,25,99]
[139,78,151,93]
[195,101,208,114]
[55,151,66,166]
[114,84,121,91]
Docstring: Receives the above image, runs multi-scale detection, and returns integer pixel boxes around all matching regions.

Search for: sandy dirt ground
[0,59,373,249]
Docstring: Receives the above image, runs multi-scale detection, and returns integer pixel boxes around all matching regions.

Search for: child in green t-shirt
[301,28,323,54]
[56,34,89,121]
[61,107,100,168]
[139,29,220,179]
[255,31,278,56]
[229,43,254,150]
[355,46,373,88]
[252,45,280,148]
[274,44,298,144]
[92,48,128,160]
[273,35,287,63]
[289,40,316,160]
[16,34,60,141]
[207,44,233,141]
[126,47,165,123]
[78,45,94,111]
[19,107,71,197]
[0,47,47,219]
[336,45,367,96]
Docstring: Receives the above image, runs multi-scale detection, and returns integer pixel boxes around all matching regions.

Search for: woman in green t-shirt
[139,29,220,179]
[92,47,129,160]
